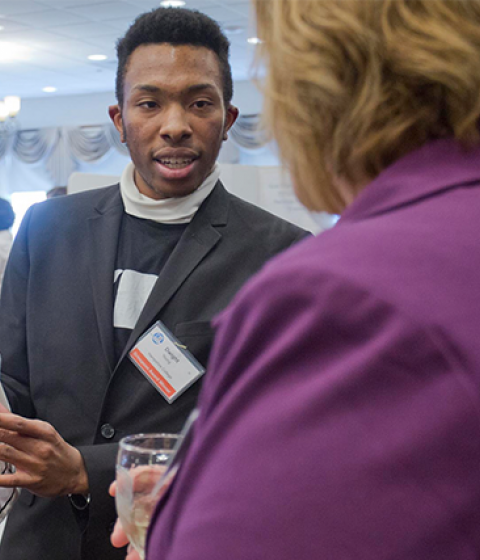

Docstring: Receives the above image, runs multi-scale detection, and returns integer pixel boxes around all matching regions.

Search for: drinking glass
[115,433,180,559]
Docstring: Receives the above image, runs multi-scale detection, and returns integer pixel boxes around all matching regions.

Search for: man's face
[109,44,238,199]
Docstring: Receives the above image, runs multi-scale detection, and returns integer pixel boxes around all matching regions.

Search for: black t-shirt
[113,213,187,360]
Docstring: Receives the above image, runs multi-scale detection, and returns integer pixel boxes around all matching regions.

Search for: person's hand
[109,468,174,560]
[0,412,88,497]
[109,481,142,560]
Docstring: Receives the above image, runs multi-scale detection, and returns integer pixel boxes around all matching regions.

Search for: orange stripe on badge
[130,348,176,398]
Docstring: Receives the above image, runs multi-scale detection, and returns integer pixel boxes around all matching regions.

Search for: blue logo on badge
[152,332,164,345]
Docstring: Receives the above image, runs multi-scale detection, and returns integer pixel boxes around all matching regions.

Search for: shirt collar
[120,162,220,224]
[340,138,480,223]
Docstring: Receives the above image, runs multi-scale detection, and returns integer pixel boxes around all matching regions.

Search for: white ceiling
[0,0,255,100]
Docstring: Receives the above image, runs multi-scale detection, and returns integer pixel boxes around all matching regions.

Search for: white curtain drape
[0,131,10,161]
[67,124,129,162]
[0,122,128,193]
[230,114,269,152]
[13,128,59,164]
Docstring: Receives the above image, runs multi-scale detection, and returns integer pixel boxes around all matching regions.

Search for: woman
[145,1,480,558]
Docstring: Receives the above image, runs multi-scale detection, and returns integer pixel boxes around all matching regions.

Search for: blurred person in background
[135,1,480,559]
[46,186,67,199]
[0,199,14,288]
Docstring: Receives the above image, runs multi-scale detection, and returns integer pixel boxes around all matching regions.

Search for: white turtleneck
[120,161,220,224]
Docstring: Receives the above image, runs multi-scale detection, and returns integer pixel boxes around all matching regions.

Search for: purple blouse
[147,138,480,560]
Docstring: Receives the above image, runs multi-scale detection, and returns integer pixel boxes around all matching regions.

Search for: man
[0,8,307,560]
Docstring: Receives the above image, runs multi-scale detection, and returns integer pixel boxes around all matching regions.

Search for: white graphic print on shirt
[113,269,158,330]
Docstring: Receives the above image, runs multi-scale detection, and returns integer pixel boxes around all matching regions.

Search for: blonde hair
[253,0,480,214]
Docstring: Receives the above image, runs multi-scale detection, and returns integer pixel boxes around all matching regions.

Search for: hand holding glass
[115,433,180,560]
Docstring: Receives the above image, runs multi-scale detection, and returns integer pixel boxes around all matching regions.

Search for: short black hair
[0,198,14,230]
[115,7,233,108]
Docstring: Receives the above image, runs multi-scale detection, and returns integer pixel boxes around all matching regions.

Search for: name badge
[129,321,205,404]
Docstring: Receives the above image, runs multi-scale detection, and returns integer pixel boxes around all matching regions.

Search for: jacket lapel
[117,182,230,365]
[87,186,125,373]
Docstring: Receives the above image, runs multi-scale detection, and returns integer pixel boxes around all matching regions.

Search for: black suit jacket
[0,181,308,560]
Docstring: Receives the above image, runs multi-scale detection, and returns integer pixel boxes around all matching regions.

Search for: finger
[0,414,56,440]
[0,441,41,471]
[0,473,18,489]
[0,471,38,490]
[0,428,39,456]
[110,518,130,548]
[127,547,142,560]
[0,427,22,446]
[0,440,61,492]
[131,467,166,493]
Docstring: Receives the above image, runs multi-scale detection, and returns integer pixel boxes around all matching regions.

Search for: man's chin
[148,182,200,200]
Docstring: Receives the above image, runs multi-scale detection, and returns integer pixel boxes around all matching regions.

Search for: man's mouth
[156,157,196,169]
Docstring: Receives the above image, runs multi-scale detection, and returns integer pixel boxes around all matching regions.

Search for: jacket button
[101,423,115,439]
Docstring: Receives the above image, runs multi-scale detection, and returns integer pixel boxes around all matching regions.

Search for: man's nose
[159,105,192,143]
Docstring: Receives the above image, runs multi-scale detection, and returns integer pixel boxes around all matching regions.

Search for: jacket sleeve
[0,205,36,418]
[74,442,126,558]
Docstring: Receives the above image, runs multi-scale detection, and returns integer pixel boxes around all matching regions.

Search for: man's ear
[109,105,125,143]
[223,105,239,141]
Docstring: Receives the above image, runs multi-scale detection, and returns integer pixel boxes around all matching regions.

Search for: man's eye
[193,100,212,109]
[139,101,157,109]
